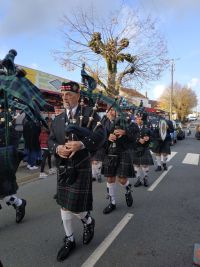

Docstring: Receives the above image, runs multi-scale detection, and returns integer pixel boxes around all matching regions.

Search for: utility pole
[169,59,174,120]
[169,58,180,120]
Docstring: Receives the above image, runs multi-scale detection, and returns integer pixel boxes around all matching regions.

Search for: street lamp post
[169,59,174,120]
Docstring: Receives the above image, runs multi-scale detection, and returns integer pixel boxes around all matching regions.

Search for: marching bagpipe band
[78,70,173,150]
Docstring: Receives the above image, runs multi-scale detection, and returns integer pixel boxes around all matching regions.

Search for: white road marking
[182,153,199,165]
[148,165,173,192]
[167,152,177,162]
[81,213,134,267]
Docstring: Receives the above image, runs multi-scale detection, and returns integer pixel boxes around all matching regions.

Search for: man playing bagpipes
[0,49,51,223]
[131,107,154,187]
[0,102,26,223]
[150,115,174,171]
[48,81,106,262]
[101,101,139,214]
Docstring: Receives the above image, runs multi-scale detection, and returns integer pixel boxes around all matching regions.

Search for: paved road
[1,131,200,267]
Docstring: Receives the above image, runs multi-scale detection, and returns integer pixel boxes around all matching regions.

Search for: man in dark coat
[48,81,105,262]
[0,104,26,223]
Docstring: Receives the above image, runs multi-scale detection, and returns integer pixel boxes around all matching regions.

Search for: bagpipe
[0,49,53,174]
[64,63,136,143]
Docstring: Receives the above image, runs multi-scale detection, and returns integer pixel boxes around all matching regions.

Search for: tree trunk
[106,59,118,96]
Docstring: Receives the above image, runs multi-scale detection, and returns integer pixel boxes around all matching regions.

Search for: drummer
[150,115,174,171]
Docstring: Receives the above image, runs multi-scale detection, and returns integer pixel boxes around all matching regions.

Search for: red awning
[40,88,61,95]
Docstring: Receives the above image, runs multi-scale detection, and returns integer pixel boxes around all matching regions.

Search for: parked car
[170,120,177,145]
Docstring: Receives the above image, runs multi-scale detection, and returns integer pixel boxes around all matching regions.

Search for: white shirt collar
[66,105,78,117]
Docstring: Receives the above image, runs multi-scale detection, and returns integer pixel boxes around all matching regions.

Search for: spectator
[23,117,41,170]
[39,118,56,178]
[13,111,25,149]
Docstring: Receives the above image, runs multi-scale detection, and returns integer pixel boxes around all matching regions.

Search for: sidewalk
[16,162,40,185]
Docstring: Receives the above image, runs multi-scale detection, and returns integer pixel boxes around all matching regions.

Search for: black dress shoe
[16,199,26,223]
[143,178,149,187]
[134,179,142,187]
[162,163,167,170]
[103,203,116,214]
[83,217,95,244]
[155,166,162,172]
[125,188,133,207]
[57,237,76,262]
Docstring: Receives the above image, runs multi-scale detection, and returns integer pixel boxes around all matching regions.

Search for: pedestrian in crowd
[48,81,105,262]
[39,117,56,178]
[54,106,65,118]
[151,116,174,171]
[90,147,105,182]
[101,107,138,214]
[0,103,26,223]
[23,117,41,170]
[132,110,154,187]
[13,110,25,149]
[186,124,191,136]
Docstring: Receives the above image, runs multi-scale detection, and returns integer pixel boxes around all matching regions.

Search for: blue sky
[1,0,200,110]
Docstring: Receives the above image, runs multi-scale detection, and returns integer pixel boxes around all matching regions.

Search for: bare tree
[54,5,168,96]
[159,82,198,121]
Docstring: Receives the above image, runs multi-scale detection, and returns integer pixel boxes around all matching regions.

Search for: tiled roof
[148,100,159,108]
[120,87,147,98]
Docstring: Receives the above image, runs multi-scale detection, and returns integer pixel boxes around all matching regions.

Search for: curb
[17,172,40,185]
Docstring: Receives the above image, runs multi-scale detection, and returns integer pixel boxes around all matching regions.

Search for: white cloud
[187,77,200,111]
[188,77,200,88]
[139,0,200,14]
[29,63,39,70]
[0,0,121,37]
[153,84,165,99]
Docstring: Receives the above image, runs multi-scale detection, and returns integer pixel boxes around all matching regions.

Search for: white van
[187,114,197,121]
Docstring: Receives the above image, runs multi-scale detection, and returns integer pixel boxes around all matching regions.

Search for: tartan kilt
[102,150,135,178]
[56,160,93,212]
[0,146,19,198]
[151,140,171,155]
[0,171,18,198]
[131,148,154,166]
[90,147,106,161]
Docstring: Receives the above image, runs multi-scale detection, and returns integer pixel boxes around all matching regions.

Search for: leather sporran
[135,146,145,157]
[58,164,77,186]
[107,154,119,169]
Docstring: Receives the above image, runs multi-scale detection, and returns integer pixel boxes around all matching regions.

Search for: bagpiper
[131,108,154,187]
[101,105,138,214]
[0,102,26,223]
[48,81,105,262]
